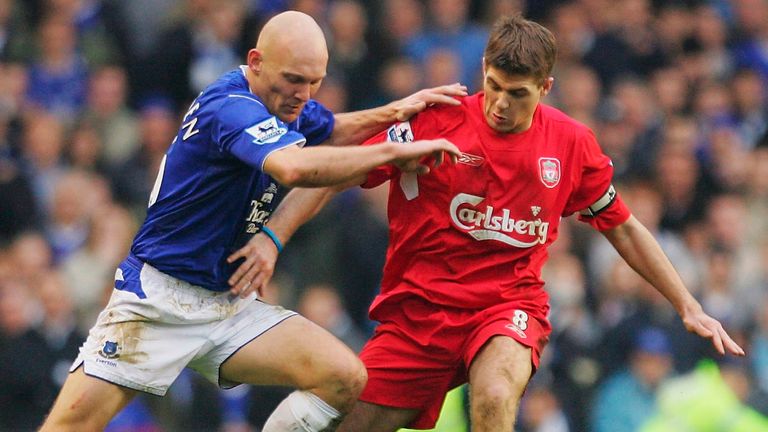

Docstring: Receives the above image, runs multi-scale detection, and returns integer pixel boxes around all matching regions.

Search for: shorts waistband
[125,252,145,271]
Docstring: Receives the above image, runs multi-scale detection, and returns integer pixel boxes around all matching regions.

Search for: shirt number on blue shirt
[181,102,201,140]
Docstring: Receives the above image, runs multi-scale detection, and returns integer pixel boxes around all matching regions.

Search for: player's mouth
[491,112,506,123]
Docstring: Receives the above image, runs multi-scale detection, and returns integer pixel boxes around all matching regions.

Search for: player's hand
[390,83,468,122]
[226,230,279,298]
[681,306,745,356]
[393,138,460,174]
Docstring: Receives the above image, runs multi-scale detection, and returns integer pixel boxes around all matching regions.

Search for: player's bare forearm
[325,83,468,147]
[601,215,695,312]
[264,139,459,188]
[602,215,745,356]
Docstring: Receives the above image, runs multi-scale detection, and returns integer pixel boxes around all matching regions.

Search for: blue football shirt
[130,66,334,291]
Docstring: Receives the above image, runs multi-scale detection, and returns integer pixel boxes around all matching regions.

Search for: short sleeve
[563,128,614,215]
[564,128,631,230]
[213,95,306,169]
[296,100,335,147]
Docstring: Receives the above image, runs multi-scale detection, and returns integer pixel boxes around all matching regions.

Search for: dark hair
[484,15,557,81]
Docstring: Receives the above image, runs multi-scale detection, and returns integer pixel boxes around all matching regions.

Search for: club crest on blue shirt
[387,121,414,143]
[246,117,288,145]
[99,340,121,359]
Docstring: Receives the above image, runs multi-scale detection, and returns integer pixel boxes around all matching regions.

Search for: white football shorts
[70,254,296,395]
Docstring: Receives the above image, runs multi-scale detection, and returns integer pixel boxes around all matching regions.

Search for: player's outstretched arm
[601,215,746,357]
[264,138,459,188]
[227,187,338,297]
[326,83,468,147]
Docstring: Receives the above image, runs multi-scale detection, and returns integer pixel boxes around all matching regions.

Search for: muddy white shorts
[70,254,296,395]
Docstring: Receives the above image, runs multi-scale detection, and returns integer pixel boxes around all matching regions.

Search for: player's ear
[247,49,264,74]
[481,57,486,75]
[541,77,554,96]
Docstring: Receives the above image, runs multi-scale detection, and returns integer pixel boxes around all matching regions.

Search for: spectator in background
[375,0,425,53]
[745,131,768,243]
[702,193,763,326]
[144,0,250,110]
[423,48,462,88]
[297,283,368,353]
[610,78,664,180]
[405,0,488,89]
[0,279,50,431]
[653,119,709,233]
[692,4,733,82]
[65,118,107,174]
[0,90,39,242]
[649,66,690,120]
[61,203,136,333]
[520,383,570,432]
[8,231,53,287]
[0,0,32,62]
[19,114,68,219]
[364,56,421,109]
[326,0,385,110]
[730,0,768,85]
[731,68,768,147]
[110,97,177,218]
[551,64,602,128]
[83,65,139,167]
[591,327,674,432]
[545,1,595,68]
[44,169,98,263]
[583,0,667,88]
[0,61,29,133]
[41,0,124,66]
[26,15,88,121]
[187,0,247,94]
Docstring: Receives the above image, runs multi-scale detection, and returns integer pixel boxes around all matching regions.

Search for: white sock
[261,390,342,432]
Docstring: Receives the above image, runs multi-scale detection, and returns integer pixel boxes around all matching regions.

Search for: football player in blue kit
[41,11,465,432]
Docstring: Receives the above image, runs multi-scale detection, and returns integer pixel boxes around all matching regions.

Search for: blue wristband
[260,226,283,253]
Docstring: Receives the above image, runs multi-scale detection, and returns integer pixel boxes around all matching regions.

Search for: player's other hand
[682,306,746,356]
[393,138,460,174]
[391,83,468,122]
[226,230,280,298]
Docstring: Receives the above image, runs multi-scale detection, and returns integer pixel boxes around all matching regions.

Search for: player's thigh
[41,366,137,432]
[468,335,532,405]
[337,400,419,432]
[220,314,363,389]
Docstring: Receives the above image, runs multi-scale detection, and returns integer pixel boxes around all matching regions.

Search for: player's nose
[495,95,510,110]
[295,83,311,102]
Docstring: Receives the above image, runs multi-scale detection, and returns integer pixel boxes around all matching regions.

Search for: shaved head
[257,11,328,61]
[246,11,328,122]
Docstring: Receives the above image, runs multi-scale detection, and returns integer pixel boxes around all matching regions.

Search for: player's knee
[323,354,367,411]
[473,380,519,414]
[337,355,368,397]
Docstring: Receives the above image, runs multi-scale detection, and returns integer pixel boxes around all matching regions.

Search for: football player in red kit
[243,14,745,432]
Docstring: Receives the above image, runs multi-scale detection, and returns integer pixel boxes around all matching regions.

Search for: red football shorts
[358,294,551,429]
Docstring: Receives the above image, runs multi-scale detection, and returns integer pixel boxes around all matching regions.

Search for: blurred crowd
[1,0,768,431]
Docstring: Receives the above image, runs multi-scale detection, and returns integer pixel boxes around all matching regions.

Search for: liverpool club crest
[538,157,561,188]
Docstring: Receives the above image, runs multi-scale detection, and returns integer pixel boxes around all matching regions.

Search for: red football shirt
[363,93,630,314]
